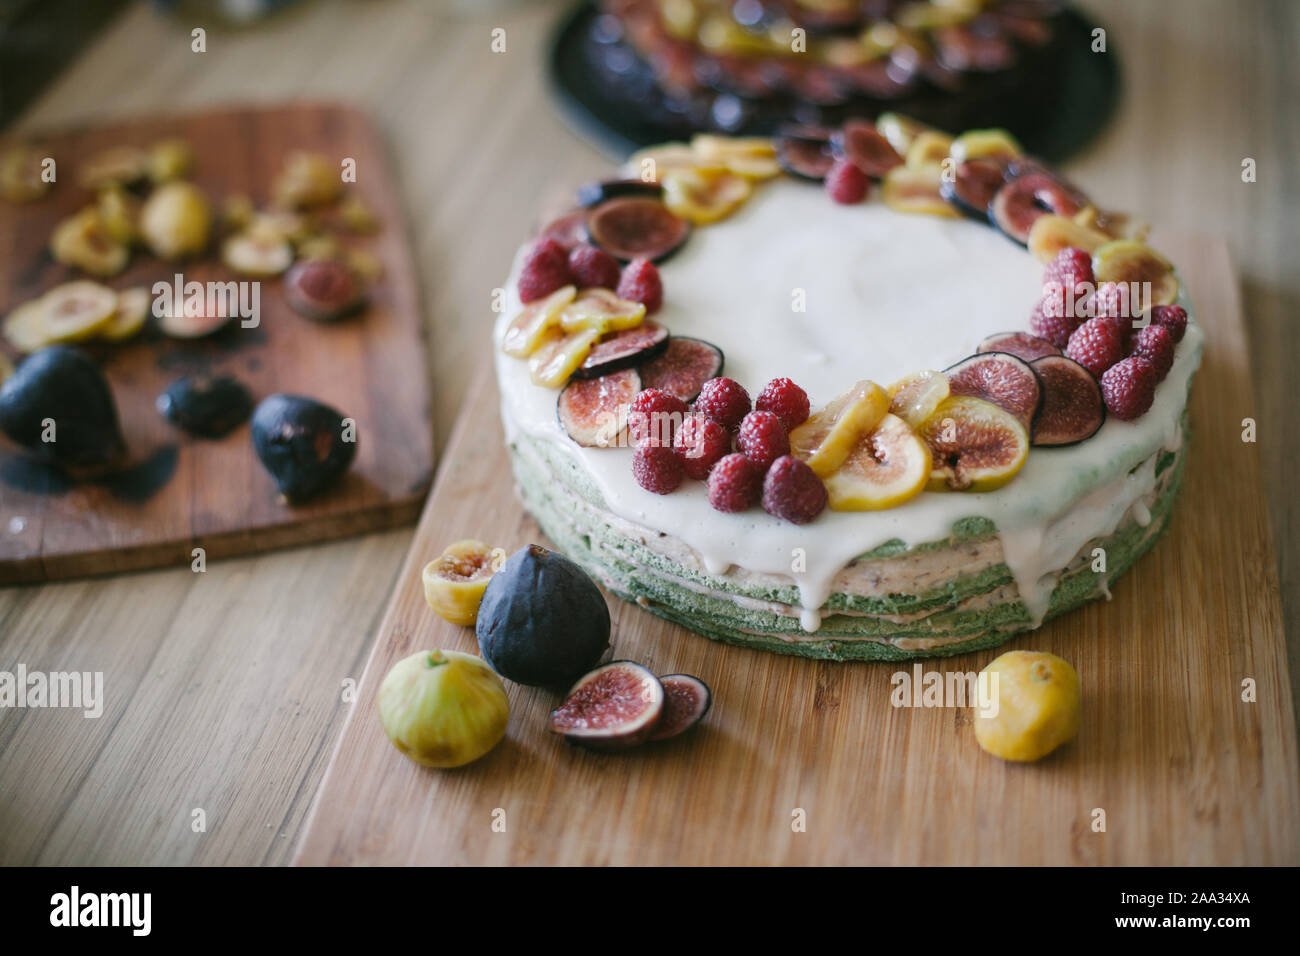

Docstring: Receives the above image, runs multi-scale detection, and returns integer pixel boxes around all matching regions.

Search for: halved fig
[50,209,130,277]
[830,120,903,178]
[1092,239,1179,306]
[660,168,751,225]
[824,412,931,511]
[548,660,665,752]
[944,352,1042,433]
[637,336,723,402]
[101,287,150,343]
[882,166,960,218]
[35,281,119,344]
[538,210,589,251]
[585,197,691,262]
[557,367,641,448]
[574,320,668,378]
[502,285,577,358]
[558,288,645,335]
[422,539,504,627]
[1029,355,1106,446]
[977,331,1062,362]
[221,230,294,277]
[1026,213,1110,264]
[948,129,1023,164]
[918,396,1029,492]
[528,327,601,388]
[576,179,663,208]
[990,172,1087,246]
[789,380,890,478]
[3,300,51,353]
[775,127,835,181]
[647,674,712,741]
[284,259,366,322]
[940,157,1007,220]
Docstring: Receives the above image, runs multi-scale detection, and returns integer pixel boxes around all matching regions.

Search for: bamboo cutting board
[0,104,433,583]
[295,235,1299,865]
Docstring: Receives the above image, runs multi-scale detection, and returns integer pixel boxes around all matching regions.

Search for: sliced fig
[918,396,1029,492]
[948,129,1023,164]
[637,336,723,402]
[576,179,663,208]
[940,157,1007,221]
[823,413,931,512]
[830,119,903,178]
[548,660,665,752]
[574,320,668,378]
[886,370,949,430]
[528,327,601,388]
[944,352,1042,434]
[558,288,645,335]
[646,674,712,742]
[660,168,751,225]
[284,259,366,322]
[538,210,589,251]
[990,172,1087,246]
[775,127,835,182]
[977,331,1062,362]
[585,197,690,263]
[502,285,577,359]
[1029,355,1106,446]
[876,112,937,157]
[1026,213,1110,264]
[557,367,641,448]
[1092,239,1179,307]
[905,131,955,169]
[882,166,960,218]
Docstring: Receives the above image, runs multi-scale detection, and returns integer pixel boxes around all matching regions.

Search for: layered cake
[493,122,1201,660]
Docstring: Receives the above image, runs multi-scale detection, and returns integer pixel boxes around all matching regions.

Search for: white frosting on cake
[494,178,1203,631]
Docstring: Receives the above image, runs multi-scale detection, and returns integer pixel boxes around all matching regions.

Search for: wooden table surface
[1,0,1296,865]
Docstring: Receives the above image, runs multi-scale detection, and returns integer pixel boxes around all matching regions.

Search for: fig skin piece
[284,259,366,322]
[574,320,669,379]
[976,331,1062,362]
[548,660,665,752]
[989,171,1086,246]
[944,352,1042,434]
[156,375,254,439]
[1029,355,1106,447]
[576,179,663,208]
[250,393,357,501]
[647,673,712,742]
[0,346,125,468]
[557,367,642,448]
[637,336,724,403]
[476,545,611,689]
[585,197,691,263]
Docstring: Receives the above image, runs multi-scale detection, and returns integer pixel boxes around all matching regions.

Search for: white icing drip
[799,607,822,633]
[1133,500,1152,527]
[495,179,1203,633]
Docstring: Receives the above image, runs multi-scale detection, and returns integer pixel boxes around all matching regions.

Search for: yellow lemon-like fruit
[974,650,1080,762]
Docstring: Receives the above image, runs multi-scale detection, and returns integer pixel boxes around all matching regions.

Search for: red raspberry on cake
[517,237,572,303]
[567,243,621,290]
[1100,357,1158,421]
[762,455,827,525]
[736,410,790,470]
[755,377,810,431]
[616,258,663,314]
[632,440,684,494]
[628,388,689,446]
[1066,317,1124,377]
[1131,323,1175,380]
[1043,246,1094,295]
[1151,304,1188,342]
[673,413,731,481]
[825,159,869,205]
[707,453,763,513]
[1092,281,1141,328]
[1030,298,1081,349]
[695,377,751,430]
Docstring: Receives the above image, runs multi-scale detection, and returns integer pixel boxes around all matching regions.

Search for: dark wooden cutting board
[0,104,433,584]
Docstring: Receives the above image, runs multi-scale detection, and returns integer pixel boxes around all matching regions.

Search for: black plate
[548,1,1120,163]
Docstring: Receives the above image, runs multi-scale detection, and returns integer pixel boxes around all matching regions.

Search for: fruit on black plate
[585,197,691,263]
[976,331,1062,362]
[576,179,663,208]
[548,660,664,752]
[647,673,712,742]
[283,259,366,322]
[944,351,1043,434]
[574,320,669,378]
[250,393,356,501]
[476,544,611,689]
[636,336,724,403]
[557,367,641,448]
[156,375,254,439]
[1029,355,1106,446]
[0,346,125,467]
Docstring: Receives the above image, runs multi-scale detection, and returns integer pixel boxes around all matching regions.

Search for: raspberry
[695,377,751,430]
[1043,246,1094,296]
[672,414,731,480]
[1092,281,1142,325]
[628,388,689,446]
[517,237,572,303]
[1131,323,1175,380]
[1029,298,1081,349]
[762,455,828,525]
[567,243,621,290]
[1100,357,1158,421]
[755,377,810,431]
[616,258,663,314]
[825,158,869,205]
[1066,317,1124,377]
[707,453,763,513]
[736,410,790,470]
[1151,304,1188,343]
[632,440,685,494]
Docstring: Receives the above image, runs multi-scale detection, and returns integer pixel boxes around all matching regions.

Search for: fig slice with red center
[775,126,836,181]
[1029,355,1106,446]
[538,210,588,251]
[944,352,1042,433]
[574,320,668,379]
[940,157,1008,221]
[976,331,1062,362]
[918,396,1029,492]
[576,179,663,208]
[557,367,641,448]
[637,336,723,402]
[548,660,665,752]
[646,674,712,742]
[585,197,691,263]
[989,171,1088,246]
[830,119,904,178]
[284,259,365,322]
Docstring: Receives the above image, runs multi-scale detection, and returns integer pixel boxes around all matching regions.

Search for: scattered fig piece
[50,209,130,277]
[31,280,118,344]
[918,395,1028,492]
[977,331,1062,362]
[831,119,904,178]
[660,168,751,225]
[576,179,663,207]
[1026,213,1110,264]
[585,196,690,263]
[948,129,1023,164]
[548,660,664,752]
[886,370,949,430]
[1093,239,1179,307]
[575,320,668,378]
[422,539,504,627]
[78,145,147,190]
[944,352,1042,434]
[637,336,723,402]
[990,171,1086,246]
[250,393,356,501]
[284,259,365,322]
[940,157,1007,221]
[0,346,125,467]
[775,127,836,181]
[557,367,641,448]
[158,306,232,340]
[140,181,211,260]
[1029,355,1106,446]
[0,144,50,202]
[100,287,150,343]
[882,165,960,218]
[501,285,577,359]
[647,674,712,741]
[157,374,254,439]
[221,230,294,277]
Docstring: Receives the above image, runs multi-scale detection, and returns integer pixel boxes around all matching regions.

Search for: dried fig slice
[528,327,601,388]
[824,412,931,511]
[1092,239,1179,307]
[876,112,937,157]
[830,119,903,178]
[775,127,835,182]
[905,131,955,169]
[284,259,366,322]
[574,320,668,378]
[502,285,577,359]
[882,166,960,218]
[661,168,751,225]
[940,157,1008,221]
[1026,213,1110,264]
[990,172,1087,246]
[918,396,1029,492]
[557,367,641,448]
[557,288,645,335]
[585,197,691,263]
[637,336,723,402]
[647,674,712,742]
[977,331,1062,362]
[789,380,890,478]
[944,352,1042,434]
[548,660,665,752]
[576,179,663,208]
[886,370,949,429]
[1029,355,1106,447]
[948,129,1023,164]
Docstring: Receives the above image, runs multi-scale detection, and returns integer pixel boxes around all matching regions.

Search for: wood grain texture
[295,236,1298,866]
[0,104,433,583]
